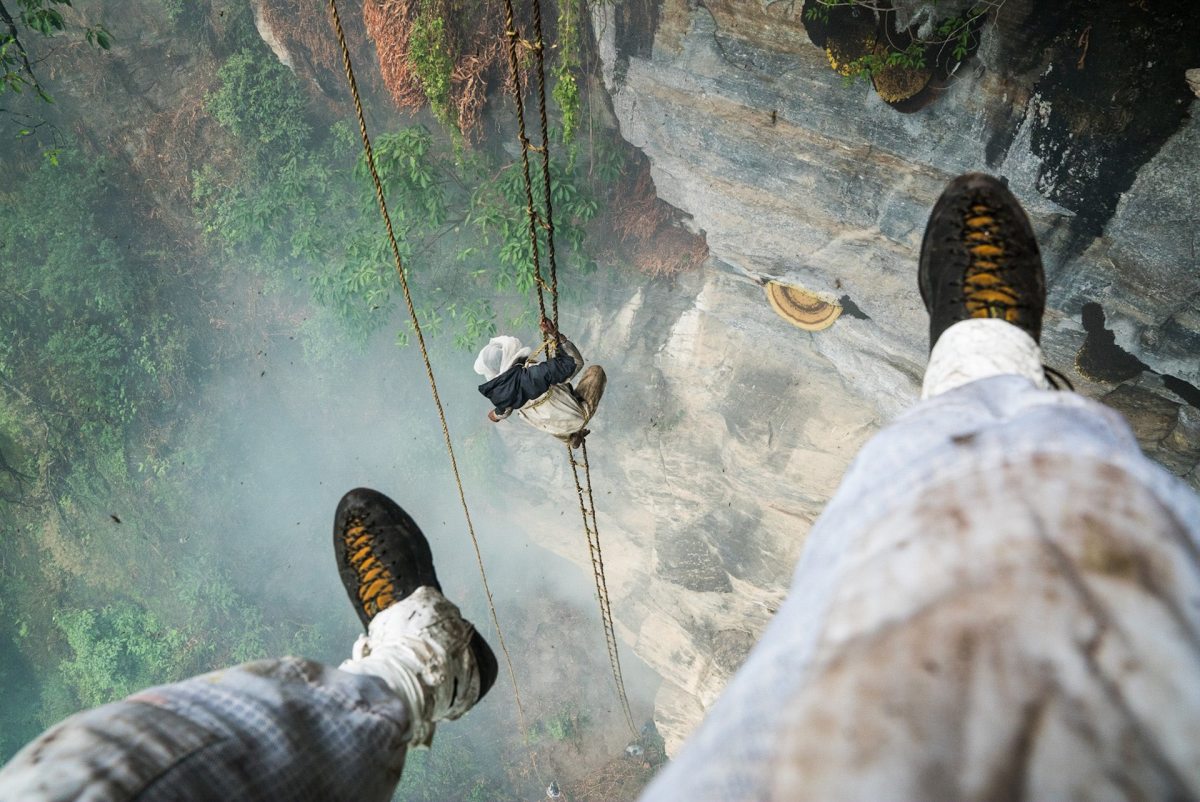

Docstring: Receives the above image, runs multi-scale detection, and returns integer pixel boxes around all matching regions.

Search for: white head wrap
[473,336,532,381]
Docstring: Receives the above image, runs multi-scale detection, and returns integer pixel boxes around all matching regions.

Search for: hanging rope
[499,0,554,353]
[324,0,531,738]
[498,0,637,737]
[568,439,637,734]
[331,0,636,745]
[526,0,561,330]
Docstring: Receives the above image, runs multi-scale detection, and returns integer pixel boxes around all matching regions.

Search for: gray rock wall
[500,266,883,754]
[501,0,1200,753]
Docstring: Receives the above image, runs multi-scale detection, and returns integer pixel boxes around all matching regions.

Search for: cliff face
[43,0,1196,760]
[593,0,1200,389]
[499,266,884,754]
[495,0,1200,753]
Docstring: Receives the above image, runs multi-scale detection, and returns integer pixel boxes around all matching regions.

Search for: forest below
[5,0,1200,797]
[0,0,691,796]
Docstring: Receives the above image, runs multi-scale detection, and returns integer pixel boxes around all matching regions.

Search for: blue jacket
[477,340,579,417]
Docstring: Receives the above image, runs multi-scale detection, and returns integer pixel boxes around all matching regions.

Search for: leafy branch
[0,0,110,100]
[805,0,1001,81]
[0,0,48,98]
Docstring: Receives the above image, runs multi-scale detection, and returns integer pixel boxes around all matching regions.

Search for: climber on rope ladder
[474,318,607,449]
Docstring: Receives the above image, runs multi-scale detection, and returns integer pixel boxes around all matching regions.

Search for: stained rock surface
[499,268,882,754]
[497,0,1200,753]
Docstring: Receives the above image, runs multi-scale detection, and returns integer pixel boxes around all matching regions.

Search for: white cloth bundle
[473,336,532,381]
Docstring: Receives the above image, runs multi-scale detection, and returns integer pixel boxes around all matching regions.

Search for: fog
[6,0,1200,797]
[0,194,662,797]
[180,300,663,797]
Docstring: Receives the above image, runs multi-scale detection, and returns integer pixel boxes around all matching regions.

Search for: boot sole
[918,173,1044,348]
[333,487,441,629]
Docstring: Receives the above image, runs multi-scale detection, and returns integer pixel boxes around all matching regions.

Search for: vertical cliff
[491,0,1200,754]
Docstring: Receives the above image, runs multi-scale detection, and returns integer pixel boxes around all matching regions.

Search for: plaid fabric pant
[0,658,410,802]
[3,376,1198,801]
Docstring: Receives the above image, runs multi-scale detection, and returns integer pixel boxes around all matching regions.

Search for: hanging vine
[551,0,582,145]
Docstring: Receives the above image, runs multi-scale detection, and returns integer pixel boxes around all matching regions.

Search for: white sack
[473,336,532,381]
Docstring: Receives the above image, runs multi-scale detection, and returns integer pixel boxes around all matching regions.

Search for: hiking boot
[335,487,440,626]
[334,487,497,744]
[918,173,1045,351]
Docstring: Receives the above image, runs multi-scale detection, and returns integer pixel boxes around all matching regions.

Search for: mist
[7,0,1196,798]
[0,146,661,799]
[175,294,664,798]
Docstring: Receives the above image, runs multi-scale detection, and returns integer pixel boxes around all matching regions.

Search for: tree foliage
[363,0,505,138]
[207,51,310,150]
[804,0,997,81]
[0,151,183,479]
[0,4,618,773]
[1,0,111,162]
[395,730,509,802]
[362,0,585,143]
[552,0,583,145]
[50,605,190,712]
[195,46,599,354]
[0,145,299,763]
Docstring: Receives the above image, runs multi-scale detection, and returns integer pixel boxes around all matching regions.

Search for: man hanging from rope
[474,318,606,449]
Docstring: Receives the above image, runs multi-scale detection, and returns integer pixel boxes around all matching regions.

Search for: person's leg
[573,364,607,420]
[0,489,496,802]
[642,376,1200,802]
[762,386,1200,801]
[558,337,586,382]
[0,658,411,802]
[639,175,1200,801]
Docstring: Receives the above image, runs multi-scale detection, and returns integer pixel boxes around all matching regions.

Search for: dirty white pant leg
[922,318,1049,399]
[0,658,411,802]
[338,585,481,747]
[640,376,1200,802]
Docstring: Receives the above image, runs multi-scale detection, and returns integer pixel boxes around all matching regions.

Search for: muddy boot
[334,488,497,745]
[918,173,1051,398]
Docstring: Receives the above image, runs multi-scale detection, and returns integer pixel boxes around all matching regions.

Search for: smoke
[0,4,660,789]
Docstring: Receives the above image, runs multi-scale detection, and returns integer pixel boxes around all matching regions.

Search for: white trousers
[642,371,1200,801]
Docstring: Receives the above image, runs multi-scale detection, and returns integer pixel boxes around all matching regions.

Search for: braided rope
[498,0,553,352]
[527,0,561,330]
[568,440,637,734]
[331,0,635,748]
[497,0,636,736]
[325,0,530,736]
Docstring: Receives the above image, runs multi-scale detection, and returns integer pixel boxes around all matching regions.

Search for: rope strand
[527,0,561,330]
[568,441,637,734]
[325,0,530,738]
[580,440,634,730]
[499,0,553,352]
[499,0,636,736]
[331,0,636,750]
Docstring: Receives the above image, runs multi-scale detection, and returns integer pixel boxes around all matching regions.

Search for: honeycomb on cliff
[765,281,842,332]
